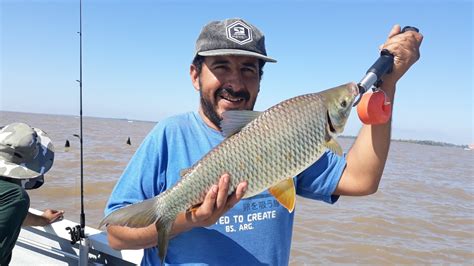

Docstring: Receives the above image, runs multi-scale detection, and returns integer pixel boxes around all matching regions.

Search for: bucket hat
[0,122,54,180]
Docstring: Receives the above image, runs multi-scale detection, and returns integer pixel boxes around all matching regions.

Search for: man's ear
[190,64,200,91]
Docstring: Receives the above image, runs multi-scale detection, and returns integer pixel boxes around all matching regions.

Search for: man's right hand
[170,173,247,236]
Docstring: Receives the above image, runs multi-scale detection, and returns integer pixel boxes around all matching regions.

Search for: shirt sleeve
[104,123,167,216]
[295,150,346,204]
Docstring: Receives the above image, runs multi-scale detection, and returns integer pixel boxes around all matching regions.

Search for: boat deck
[11,209,143,265]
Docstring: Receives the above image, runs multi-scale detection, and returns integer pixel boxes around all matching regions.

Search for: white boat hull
[11,208,143,265]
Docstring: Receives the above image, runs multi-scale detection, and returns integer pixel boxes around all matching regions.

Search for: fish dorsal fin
[268,178,296,213]
[221,110,262,137]
[179,168,192,177]
[325,138,343,156]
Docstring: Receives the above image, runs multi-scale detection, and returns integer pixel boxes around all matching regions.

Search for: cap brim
[198,49,277,63]
[0,128,54,179]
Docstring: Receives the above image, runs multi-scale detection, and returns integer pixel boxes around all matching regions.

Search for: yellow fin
[186,203,201,213]
[325,138,343,156]
[268,178,296,213]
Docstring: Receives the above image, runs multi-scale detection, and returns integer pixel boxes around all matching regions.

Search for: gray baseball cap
[0,122,54,179]
[195,18,277,63]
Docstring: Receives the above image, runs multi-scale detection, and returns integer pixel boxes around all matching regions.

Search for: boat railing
[14,208,143,265]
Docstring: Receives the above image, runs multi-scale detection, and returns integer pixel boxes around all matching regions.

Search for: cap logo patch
[226,21,252,45]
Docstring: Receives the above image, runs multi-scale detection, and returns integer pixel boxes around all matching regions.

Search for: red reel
[357,90,392,125]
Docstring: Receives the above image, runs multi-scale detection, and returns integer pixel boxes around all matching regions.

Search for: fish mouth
[350,82,359,96]
[327,111,337,134]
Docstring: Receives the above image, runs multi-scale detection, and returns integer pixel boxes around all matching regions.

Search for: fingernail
[212,185,218,193]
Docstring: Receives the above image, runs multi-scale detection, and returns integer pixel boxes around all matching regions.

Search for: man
[105,18,422,265]
[0,122,64,265]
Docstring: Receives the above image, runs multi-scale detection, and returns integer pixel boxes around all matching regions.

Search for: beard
[200,91,222,130]
[199,83,255,130]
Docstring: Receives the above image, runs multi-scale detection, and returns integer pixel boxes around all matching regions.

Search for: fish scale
[100,82,357,262]
[168,92,329,209]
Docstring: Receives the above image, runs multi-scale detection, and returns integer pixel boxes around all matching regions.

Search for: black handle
[356,25,419,97]
[402,26,419,33]
[366,49,394,80]
[369,26,420,77]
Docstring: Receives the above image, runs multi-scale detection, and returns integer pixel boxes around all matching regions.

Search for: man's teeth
[220,95,244,102]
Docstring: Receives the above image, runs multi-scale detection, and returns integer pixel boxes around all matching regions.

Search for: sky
[1,0,472,145]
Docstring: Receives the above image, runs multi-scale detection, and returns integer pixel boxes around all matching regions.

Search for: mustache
[216,87,250,101]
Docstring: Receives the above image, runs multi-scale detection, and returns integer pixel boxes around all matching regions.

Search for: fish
[100,82,358,262]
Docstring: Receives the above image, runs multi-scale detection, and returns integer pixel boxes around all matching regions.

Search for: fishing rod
[66,0,89,264]
[78,0,86,236]
[354,26,419,125]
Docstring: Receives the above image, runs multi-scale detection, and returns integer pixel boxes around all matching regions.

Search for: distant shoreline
[0,110,157,124]
[1,110,471,149]
[340,135,469,149]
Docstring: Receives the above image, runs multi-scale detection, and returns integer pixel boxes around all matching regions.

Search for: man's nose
[224,70,245,91]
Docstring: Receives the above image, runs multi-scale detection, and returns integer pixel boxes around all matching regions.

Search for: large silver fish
[100,82,358,261]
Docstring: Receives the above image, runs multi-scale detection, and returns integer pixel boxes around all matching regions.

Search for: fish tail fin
[99,196,163,229]
[100,196,179,262]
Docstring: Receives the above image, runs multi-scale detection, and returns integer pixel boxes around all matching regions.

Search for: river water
[1,111,473,264]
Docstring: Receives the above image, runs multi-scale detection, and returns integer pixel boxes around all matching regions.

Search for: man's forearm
[345,119,392,193]
[107,224,159,250]
[107,212,196,250]
[335,82,395,196]
[22,212,45,227]
[352,81,395,182]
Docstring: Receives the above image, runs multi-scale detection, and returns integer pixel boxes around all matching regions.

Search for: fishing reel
[66,225,84,245]
[355,26,419,125]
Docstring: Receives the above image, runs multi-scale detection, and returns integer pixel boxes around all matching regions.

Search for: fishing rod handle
[358,26,419,93]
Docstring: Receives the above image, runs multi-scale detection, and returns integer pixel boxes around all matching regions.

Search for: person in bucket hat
[0,122,54,187]
[104,18,422,265]
[0,122,64,265]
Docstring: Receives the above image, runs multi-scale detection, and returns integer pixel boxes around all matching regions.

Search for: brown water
[1,111,473,264]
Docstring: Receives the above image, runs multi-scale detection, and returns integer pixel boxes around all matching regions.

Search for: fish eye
[341,99,347,108]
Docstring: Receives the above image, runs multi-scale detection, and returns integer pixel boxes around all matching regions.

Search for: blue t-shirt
[105,112,346,266]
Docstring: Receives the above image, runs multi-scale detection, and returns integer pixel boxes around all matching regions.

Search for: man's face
[191,55,261,129]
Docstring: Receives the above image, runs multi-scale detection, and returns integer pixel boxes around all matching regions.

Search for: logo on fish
[226,21,252,45]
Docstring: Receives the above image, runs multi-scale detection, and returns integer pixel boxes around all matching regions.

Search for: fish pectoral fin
[325,138,343,156]
[221,110,262,137]
[186,203,202,213]
[268,178,296,213]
